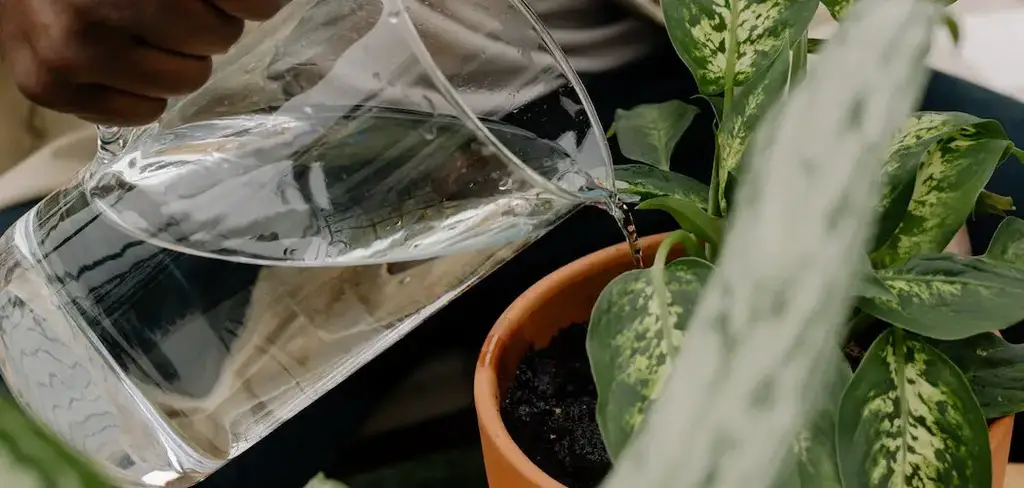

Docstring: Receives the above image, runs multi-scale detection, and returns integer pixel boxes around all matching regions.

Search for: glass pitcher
[0,0,615,486]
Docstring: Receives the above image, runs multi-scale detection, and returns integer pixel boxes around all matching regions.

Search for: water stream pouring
[0,0,628,485]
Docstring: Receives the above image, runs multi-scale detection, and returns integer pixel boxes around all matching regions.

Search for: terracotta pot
[474,233,1016,488]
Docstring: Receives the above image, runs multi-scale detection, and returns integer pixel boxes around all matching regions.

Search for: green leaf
[588,257,714,460]
[943,13,961,45]
[777,352,851,488]
[790,35,808,85]
[599,0,938,483]
[984,216,1024,266]
[661,0,818,95]
[859,263,898,301]
[305,473,349,487]
[612,101,700,170]
[860,253,1024,340]
[694,94,725,122]
[717,44,792,213]
[873,112,1003,252]
[0,400,109,488]
[637,196,723,250]
[975,190,1015,217]
[929,332,1024,418]
[821,0,853,20]
[614,164,710,208]
[872,113,1016,268]
[836,329,991,488]
[823,0,957,21]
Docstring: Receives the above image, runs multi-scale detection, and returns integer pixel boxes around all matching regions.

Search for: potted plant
[475,0,1024,486]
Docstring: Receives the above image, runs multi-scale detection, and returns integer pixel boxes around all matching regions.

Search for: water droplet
[559,95,584,117]
[386,10,401,23]
[420,125,437,140]
[399,276,412,285]
[302,107,314,115]
[498,178,513,190]
[518,47,535,64]
[612,199,644,268]
[588,193,643,267]
[422,95,437,116]
[618,192,640,203]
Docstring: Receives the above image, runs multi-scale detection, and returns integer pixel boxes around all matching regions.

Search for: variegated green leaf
[860,253,1024,340]
[588,257,713,460]
[789,407,845,488]
[836,329,991,488]
[821,0,854,22]
[775,351,851,488]
[305,473,349,487]
[612,101,700,170]
[944,13,961,45]
[858,259,897,301]
[872,114,1017,268]
[822,0,958,21]
[984,216,1024,265]
[0,400,109,488]
[661,0,818,96]
[807,37,826,53]
[929,332,1024,418]
[695,95,725,122]
[873,112,1001,251]
[975,190,1015,217]
[614,164,710,208]
[601,0,937,484]
[717,44,792,213]
[637,196,723,250]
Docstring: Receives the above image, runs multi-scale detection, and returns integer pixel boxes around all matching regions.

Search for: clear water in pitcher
[0,107,629,486]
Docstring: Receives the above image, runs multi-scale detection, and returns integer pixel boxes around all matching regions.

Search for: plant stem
[653,230,692,355]
[708,152,722,217]
[711,4,740,220]
[789,31,809,89]
[654,230,690,270]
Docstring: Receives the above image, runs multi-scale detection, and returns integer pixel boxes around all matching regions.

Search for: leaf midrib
[895,330,912,486]
[723,0,741,105]
[646,118,673,169]
[881,272,1024,293]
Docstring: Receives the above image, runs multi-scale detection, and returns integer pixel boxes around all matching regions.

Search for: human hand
[943,224,972,257]
[0,0,285,126]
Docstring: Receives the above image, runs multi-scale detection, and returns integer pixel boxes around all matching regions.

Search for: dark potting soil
[500,323,611,488]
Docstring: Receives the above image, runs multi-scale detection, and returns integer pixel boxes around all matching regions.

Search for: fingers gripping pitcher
[0,0,618,485]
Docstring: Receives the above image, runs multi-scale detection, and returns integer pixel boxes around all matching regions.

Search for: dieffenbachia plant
[591,0,1024,486]
[305,473,350,487]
